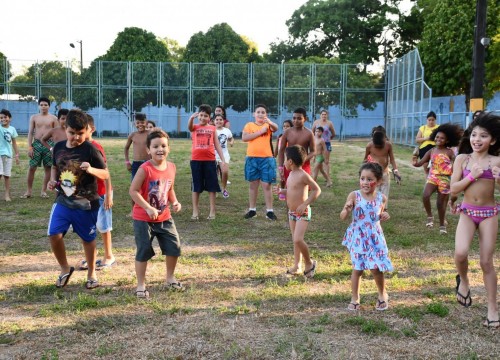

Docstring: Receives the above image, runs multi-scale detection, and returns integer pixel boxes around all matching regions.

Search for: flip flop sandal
[85,279,99,290]
[483,319,500,329]
[347,302,360,311]
[455,274,472,307]
[303,260,317,279]
[96,259,116,270]
[19,194,32,199]
[136,289,150,299]
[166,282,185,292]
[77,260,88,271]
[55,267,75,288]
[376,299,389,311]
[426,217,434,228]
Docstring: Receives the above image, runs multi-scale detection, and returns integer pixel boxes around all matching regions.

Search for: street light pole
[470,0,487,112]
[69,40,83,73]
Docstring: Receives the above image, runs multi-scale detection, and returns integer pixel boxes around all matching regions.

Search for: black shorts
[190,160,221,193]
[419,144,434,159]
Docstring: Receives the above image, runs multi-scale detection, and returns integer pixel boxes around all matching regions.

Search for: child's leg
[478,216,499,321]
[192,192,200,217]
[422,183,437,219]
[248,180,259,208]
[49,234,72,276]
[3,175,11,201]
[319,164,332,185]
[221,167,229,190]
[42,165,51,194]
[350,270,363,304]
[208,192,216,217]
[436,193,449,227]
[288,219,302,272]
[261,181,274,210]
[101,231,115,264]
[293,220,313,271]
[135,261,148,292]
[454,214,476,298]
[370,268,388,307]
[25,166,37,196]
[312,163,320,181]
[82,239,97,281]
[165,256,179,284]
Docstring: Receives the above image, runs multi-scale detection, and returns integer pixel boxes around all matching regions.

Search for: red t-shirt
[191,124,216,161]
[132,161,176,222]
[90,140,111,196]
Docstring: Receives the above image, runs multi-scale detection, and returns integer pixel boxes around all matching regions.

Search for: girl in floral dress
[340,162,393,311]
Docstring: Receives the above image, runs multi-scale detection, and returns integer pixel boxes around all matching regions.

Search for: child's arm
[47,166,58,191]
[295,173,321,215]
[387,143,400,177]
[104,176,113,210]
[27,115,35,158]
[228,132,234,147]
[265,117,278,132]
[340,192,356,220]
[40,130,53,151]
[329,122,336,139]
[11,138,20,165]
[213,131,226,164]
[277,131,288,175]
[380,194,390,221]
[167,184,181,213]
[305,132,316,162]
[187,112,199,132]
[80,163,109,180]
[363,144,371,162]
[412,149,430,167]
[129,168,158,220]
[450,154,476,196]
[242,125,268,142]
[124,133,133,172]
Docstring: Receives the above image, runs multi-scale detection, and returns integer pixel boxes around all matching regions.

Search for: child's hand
[343,200,354,212]
[492,166,500,179]
[449,200,461,215]
[15,156,20,165]
[470,163,484,179]
[172,201,181,213]
[191,112,199,119]
[104,195,113,210]
[146,206,159,220]
[126,162,132,172]
[380,211,390,221]
[80,162,92,172]
[219,162,228,172]
[295,203,307,215]
[48,180,57,191]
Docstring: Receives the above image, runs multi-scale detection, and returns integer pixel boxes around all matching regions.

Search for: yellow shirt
[243,122,273,157]
[419,124,439,149]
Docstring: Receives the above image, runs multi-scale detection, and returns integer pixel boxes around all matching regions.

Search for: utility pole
[470,0,488,112]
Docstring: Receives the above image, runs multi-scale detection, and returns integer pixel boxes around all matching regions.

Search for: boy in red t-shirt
[129,129,182,298]
[76,115,116,271]
[187,104,227,220]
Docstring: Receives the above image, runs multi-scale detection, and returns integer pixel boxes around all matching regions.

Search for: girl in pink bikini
[450,111,500,329]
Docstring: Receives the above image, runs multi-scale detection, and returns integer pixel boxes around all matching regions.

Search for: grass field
[0,137,499,359]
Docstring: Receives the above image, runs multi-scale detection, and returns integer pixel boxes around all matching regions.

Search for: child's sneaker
[222,189,229,198]
[266,211,278,221]
[244,210,257,219]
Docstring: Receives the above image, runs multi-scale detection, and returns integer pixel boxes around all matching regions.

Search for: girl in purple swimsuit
[450,111,500,329]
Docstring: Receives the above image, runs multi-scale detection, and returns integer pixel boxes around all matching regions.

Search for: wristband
[125,160,131,165]
[279,166,284,170]
[466,173,476,182]
[15,154,19,157]
[393,169,398,172]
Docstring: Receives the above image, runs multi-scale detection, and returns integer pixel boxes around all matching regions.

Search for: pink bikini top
[462,155,494,180]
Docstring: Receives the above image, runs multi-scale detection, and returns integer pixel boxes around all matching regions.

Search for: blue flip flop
[96,259,116,270]
[56,267,75,288]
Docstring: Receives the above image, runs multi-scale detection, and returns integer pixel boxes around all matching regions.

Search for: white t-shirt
[216,127,233,163]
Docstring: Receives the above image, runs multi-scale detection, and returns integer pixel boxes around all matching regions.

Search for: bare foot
[5,196,11,202]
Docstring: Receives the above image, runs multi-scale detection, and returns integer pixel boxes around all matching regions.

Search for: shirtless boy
[278,107,315,183]
[312,127,332,187]
[21,97,58,198]
[41,109,69,151]
[124,113,150,216]
[363,126,400,205]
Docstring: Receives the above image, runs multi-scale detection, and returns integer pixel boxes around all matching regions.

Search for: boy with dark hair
[242,104,279,220]
[0,109,20,201]
[188,104,227,220]
[41,108,69,151]
[21,97,58,198]
[312,126,332,187]
[47,109,109,289]
[279,145,321,277]
[124,112,150,216]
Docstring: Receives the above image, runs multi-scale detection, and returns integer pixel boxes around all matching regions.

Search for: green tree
[485,28,500,98]
[183,23,258,63]
[419,0,500,106]
[160,37,185,62]
[0,51,10,86]
[279,0,399,66]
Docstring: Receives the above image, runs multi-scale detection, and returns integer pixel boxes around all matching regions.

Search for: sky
[1,0,309,69]
[2,0,413,76]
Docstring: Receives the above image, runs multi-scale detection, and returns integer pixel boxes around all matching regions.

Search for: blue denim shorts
[244,156,277,184]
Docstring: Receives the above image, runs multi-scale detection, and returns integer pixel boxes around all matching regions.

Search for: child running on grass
[129,128,183,299]
[274,120,292,201]
[47,109,109,289]
[124,113,150,217]
[312,126,332,187]
[280,145,321,277]
[77,115,116,271]
[0,109,20,202]
[340,162,393,311]
[188,105,227,220]
[214,114,233,198]
[450,112,500,328]
[412,123,461,234]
